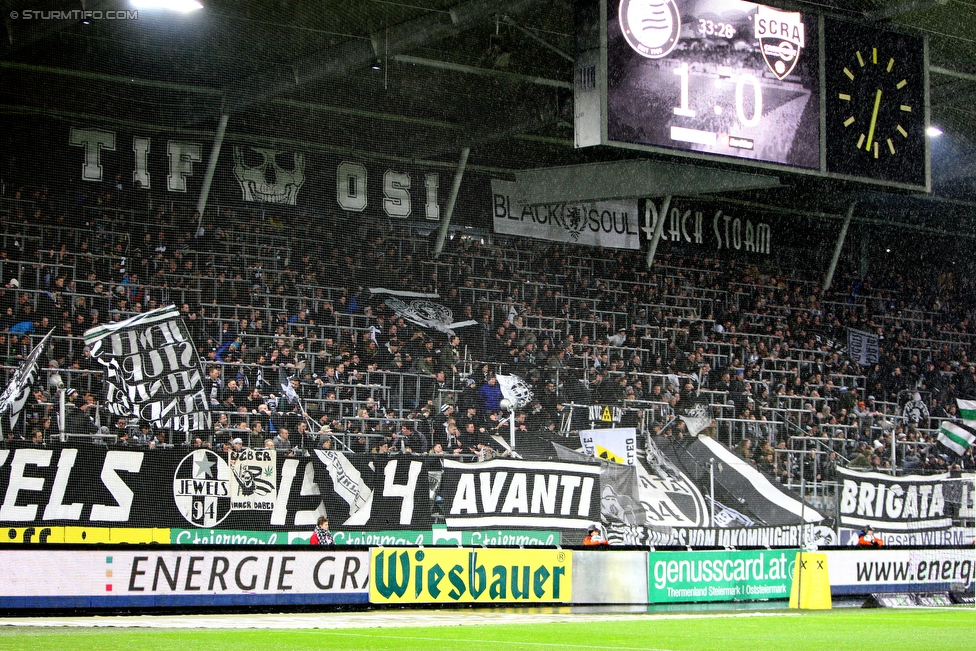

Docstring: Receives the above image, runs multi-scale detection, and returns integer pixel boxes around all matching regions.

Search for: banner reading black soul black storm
[837,468,954,531]
[439,458,602,529]
[84,305,211,434]
[491,179,640,249]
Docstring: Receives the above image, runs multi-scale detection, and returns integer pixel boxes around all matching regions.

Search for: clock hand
[865,88,882,152]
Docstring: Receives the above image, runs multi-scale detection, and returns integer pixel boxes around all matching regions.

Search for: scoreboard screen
[606,0,820,168]
[574,0,930,190]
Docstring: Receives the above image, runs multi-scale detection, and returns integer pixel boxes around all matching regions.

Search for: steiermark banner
[648,549,798,603]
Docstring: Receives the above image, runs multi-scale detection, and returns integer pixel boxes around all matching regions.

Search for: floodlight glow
[130,0,204,12]
[927,126,943,137]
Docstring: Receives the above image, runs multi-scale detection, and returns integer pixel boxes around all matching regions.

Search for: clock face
[824,20,928,187]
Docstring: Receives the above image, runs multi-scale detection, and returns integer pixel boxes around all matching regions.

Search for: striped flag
[0,329,54,431]
[957,399,976,422]
[940,399,976,456]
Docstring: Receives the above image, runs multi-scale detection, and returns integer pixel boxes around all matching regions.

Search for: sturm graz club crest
[619,0,680,59]
[173,449,232,527]
[754,4,806,81]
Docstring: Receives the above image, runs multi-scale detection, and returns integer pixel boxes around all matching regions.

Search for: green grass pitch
[0,609,973,651]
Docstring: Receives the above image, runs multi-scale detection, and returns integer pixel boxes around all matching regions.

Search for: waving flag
[939,399,976,456]
[0,329,54,431]
[84,305,210,434]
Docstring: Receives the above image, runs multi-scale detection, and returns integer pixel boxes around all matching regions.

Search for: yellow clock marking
[872,48,878,65]
[900,105,912,112]
[844,116,855,127]
[856,51,865,67]
[887,58,895,72]
[839,93,851,101]
[887,139,895,154]
[873,142,879,158]
[897,125,908,137]
[865,89,883,151]
[844,67,855,80]
[897,79,908,89]
[857,134,866,149]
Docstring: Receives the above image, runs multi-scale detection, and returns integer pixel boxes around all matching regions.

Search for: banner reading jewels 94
[648,549,798,604]
[491,179,640,249]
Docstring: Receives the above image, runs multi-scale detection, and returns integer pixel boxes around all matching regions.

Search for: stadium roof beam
[434,147,470,258]
[514,160,780,206]
[204,0,549,125]
[864,0,948,21]
[644,196,672,270]
[823,202,855,291]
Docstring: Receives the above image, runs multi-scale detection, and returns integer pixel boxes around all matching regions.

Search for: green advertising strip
[333,529,561,546]
[174,528,560,547]
[648,549,798,604]
[171,529,287,545]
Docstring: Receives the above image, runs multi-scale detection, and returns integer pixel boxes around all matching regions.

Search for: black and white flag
[382,296,478,336]
[0,329,53,431]
[497,374,534,409]
[84,305,211,433]
[680,401,713,438]
[848,328,880,366]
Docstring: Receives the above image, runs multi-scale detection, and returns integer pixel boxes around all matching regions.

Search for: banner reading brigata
[491,179,640,249]
[84,305,211,433]
[647,549,797,604]
[837,468,955,531]
[369,547,571,604]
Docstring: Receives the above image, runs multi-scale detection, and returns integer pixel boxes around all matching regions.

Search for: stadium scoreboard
[575,0,930,191]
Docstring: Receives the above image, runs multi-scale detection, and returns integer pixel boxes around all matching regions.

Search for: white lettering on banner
[643,202,771,254]
[383,460,423,526]
[68,127,116,182]
[0,449,143,523]
[41,448,82,521]
[449,469,596,519]
[383,170,411,218]
[294,461,327,526]
[89,451,143,522]
[425,172,440,221]
[337,161,367,212]
[166,141,202,193]
[132,136,151,188]
[0,448,51,521]
[837,468,953,530]
[491,179,640,250]
[66,127,445,218]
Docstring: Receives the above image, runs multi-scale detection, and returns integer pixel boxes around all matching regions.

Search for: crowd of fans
[1,177,975,484]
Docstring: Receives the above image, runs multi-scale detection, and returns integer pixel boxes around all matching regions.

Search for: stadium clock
[824,19,927,187]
